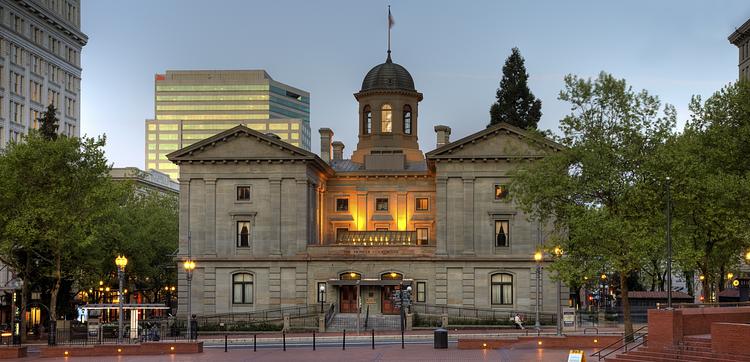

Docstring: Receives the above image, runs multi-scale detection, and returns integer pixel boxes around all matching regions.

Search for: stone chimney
[331,141,345,161]
[319,128,333,163]
[434,125,451,148]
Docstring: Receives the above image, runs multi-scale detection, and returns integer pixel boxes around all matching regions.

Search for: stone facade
[169,54,567,319]
[729,17,750,81]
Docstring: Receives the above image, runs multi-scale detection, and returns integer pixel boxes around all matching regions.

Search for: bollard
[343,329,346,350]
[224,334,228,352]
[313,331,316,351]
[283,332,286,351]
[372,329,375,349]
[254,334,257,352]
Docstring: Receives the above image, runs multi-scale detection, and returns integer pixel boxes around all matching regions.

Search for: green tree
[511,72,676,337]
[0,132,116,335]
[38,104,59,141]
[489,47,542,129]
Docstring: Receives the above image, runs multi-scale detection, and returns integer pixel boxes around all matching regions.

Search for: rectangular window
[494,184,509,200]
[236,186,251,201]
[232,273,253,304]
[148,144,157,150]
[336,198,349,212]
[237,221,251,247]
[415,197,429,211]
[416,228,428,246]
[495,220,509,247]
[491,274,513,305]
[269,123,289,130]
[159,143,179,150]
[376,198,389,212]
[416,281,426,302]
[158,133,178,140]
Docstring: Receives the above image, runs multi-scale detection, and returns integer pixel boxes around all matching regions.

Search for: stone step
[625,350,736,362]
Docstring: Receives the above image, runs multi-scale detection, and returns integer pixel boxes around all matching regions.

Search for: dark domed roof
[360,54,415,92]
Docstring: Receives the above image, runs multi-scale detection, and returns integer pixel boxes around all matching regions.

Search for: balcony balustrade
[335,231,419,246]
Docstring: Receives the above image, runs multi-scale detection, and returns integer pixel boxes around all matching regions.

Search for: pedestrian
[514,313,525,330]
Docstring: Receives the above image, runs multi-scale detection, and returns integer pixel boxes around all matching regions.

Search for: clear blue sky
[80,0,749,168]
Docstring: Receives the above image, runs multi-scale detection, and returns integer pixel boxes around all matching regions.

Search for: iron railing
[591,325,648,361]
[335,231,421,246]
[325,303,336,328]
[411,303,557,326]
[197,304,320,330]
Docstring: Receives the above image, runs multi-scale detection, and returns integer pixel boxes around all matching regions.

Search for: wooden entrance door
[382,286,400,314]
[339,286,358,313]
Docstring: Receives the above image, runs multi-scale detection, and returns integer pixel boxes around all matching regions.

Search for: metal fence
[53,319,193,345]
[410,303,557,326]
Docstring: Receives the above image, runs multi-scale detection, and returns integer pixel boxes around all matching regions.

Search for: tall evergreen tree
[38,104,59,140]
[489,47,542,129]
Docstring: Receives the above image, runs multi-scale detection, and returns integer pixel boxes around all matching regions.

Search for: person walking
[514,313,525,330]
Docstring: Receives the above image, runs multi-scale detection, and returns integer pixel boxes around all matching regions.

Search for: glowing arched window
[403,105,412,134]
[363,105,372,134]
[381,272,403,280]
[381,104,392,133]
[340,272,361,280]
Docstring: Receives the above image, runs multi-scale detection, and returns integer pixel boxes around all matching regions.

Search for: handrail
[364,305,370,330]
[591,325,648,361]
[411,303,557,324]
[197,304,321,327]
[324,303,336,328]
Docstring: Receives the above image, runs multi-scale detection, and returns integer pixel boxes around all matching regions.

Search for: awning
[327,279,413,286]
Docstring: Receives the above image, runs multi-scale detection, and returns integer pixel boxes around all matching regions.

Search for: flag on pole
[388,7,395,29]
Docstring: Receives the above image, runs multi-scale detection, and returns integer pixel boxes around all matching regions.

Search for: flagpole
[387,5,391,57]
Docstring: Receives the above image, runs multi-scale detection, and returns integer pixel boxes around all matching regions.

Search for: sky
[80,0,750,168]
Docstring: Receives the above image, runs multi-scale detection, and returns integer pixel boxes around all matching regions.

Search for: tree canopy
[489,47,542,129]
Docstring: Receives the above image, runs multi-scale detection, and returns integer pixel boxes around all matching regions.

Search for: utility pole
[666,177,672,308]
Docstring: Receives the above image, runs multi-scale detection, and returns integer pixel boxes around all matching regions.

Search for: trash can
[434,328,448,349]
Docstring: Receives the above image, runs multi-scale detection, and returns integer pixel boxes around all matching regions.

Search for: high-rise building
[0,0,87,147]
[145,70,311,179]
[729,17,750,81]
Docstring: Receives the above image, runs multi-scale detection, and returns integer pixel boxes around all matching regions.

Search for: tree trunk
[19,254,31,343]
[684,271,694,297]
[620,271,634,341]
[49,253,61,334]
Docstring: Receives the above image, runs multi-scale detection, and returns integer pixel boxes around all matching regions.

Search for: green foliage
[38,104,60,141]
[489,47,542,129]
[511,72,676,336]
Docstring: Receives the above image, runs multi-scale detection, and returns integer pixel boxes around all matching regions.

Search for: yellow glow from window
[148,144,157,150]
[269,123,289,130]
[147,124,156,130]
[159,134,178,140]
[157,95,269,101]
[159,163,178,170]
[381,104,392,133]
[156,104,269,111]
[156,114,269,120]
[159,124,178,130]
[182,123,239,130]
[148,134,156,140]
[156,84,269,92]
[274,133,288,140]
[147,153,156,160]
[291,133,299,140]
[291,123,299,130]
[248,123,267,130]
[147,162,157,169]
[397,215,407,231]
[159,143,179,150]
[182,133,216,140]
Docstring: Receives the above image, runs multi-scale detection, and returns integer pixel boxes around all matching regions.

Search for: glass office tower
[145,70,311,179]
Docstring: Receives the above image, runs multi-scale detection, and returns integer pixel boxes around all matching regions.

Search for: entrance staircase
[327,313,402,331]
[606,335,750,362]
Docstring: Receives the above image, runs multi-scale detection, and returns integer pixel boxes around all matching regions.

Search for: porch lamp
[115,255,128,344]
[183,259,196,340]
[534,251,542,330]
[746,251,750,261]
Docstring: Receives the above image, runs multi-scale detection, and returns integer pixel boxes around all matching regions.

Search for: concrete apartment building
[0,0,86,147]
[145,70,311,180]
[110,167,179,197]
[729,17,750,81]
[168,52,565,322]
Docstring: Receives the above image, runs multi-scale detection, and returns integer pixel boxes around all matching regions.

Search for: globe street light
[115,255,128,344]
[319,284,326,313]
[553,247,563,336]
[534,251,543,330]
[183,259,196,340]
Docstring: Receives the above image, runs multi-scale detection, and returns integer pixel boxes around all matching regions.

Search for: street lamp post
[115,255,128,344]
[666,177,672,308]
[183,259,196,340]
[319,284,326,313]
[534,251,542,330]
[553,247,563,336]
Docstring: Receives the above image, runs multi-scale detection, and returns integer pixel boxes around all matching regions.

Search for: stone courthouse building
[168,51,566,319]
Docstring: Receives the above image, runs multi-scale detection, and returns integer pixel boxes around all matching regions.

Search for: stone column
[462,177,475,255]
[435,177,448,256]
[204,179,217,256]
[178,179,191,257]
[296,179,309,252]
[270,178,282,256]
[357,192,368,232]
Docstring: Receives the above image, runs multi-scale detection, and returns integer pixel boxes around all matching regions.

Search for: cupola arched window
[403,105,412,135]
[363,105,372,134]
[381,104,392,133]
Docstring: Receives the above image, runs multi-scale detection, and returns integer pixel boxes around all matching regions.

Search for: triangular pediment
[425,122,563,160]
[167,125,321,162]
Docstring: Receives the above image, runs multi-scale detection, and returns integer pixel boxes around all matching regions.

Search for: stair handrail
[363,305,370,330]
[591,325,648,361]
[325,303,336,328]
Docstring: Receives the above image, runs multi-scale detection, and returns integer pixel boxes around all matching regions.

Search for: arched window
[491,273,513,305]
[381,272,403,280]
[403,105,412,134]
[363,105,372,134]
[340,272,361,280]
[381,104,392,133]
[232,273,254,304]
